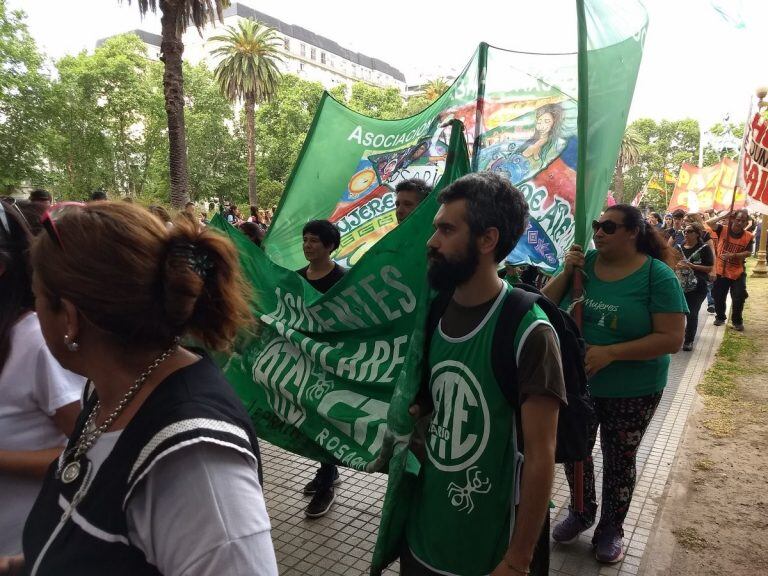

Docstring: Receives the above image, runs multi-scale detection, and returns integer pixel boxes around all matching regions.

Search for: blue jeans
[706,280,714,307]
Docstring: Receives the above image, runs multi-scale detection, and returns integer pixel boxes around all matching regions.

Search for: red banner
[741,111,768,208]
[667,158,745,213]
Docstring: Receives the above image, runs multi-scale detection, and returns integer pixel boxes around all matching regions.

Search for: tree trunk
[159,1,190,209]
[245,94,257,209]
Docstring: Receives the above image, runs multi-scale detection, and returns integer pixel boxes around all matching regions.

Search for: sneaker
[713,318,725,326]
[552,512,593,544]
[303,469,341,495]
[707,305,715,314]
[682,342,693,351]
[594,526,624,564]
[305,487,335,518]
[732,323,744,332]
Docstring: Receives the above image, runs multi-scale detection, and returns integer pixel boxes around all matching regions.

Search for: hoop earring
[64,334,80,352]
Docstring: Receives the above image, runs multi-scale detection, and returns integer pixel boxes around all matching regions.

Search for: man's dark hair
[395,178,432,199]
[302,219,341,251]
[29,188,51,203]
[651,212,662,222]
[438,172,529,262]
[90,190,108,201]
[732,208,749,219]
[672,209,686,219]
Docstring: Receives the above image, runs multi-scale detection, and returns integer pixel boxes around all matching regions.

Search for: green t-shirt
[561,251,688,398]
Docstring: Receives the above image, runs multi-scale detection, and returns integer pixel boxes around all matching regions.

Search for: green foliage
[253,74,325,208]
[43,34,164,200]
[421,77,449,102]
[210,18,283,104]
[403,95,431,117]
[0,1,50,190]
[336,82,405,120]
[621,118,701,211]
[183,62,247,205]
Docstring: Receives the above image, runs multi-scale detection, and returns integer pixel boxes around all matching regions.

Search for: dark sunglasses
[41,202,86,250]
[591,220,625,234]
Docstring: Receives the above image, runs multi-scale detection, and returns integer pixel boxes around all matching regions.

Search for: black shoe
[713,318,725,326]
[682,342,693,351]
[303,469,341,495]
[305,487,335,518]
[732,323,744,332]
[707,305,715,314]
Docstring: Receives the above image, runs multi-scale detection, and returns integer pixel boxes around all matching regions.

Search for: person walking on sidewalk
[542,204,686,564]
[296,220,346,518]
[402,172,565,576]
[706,209,754,331]
[675,222,714,351]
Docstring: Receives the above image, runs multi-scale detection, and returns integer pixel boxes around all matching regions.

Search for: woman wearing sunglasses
[0,201,83,562]
[542,204,686,563]
[2,202,277,576]
[676,222,714,351]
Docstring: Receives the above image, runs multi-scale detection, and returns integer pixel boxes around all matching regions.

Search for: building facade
[98,2,405,93]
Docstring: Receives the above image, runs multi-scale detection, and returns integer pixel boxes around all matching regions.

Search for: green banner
[212,125,470,470]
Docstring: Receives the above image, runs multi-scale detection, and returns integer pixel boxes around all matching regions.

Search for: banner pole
[572,0,589,515]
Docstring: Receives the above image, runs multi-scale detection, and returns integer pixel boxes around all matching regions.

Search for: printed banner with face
[264,34,643,274]
[667,158,745,213]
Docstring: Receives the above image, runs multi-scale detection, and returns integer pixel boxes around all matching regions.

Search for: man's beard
[427,241,480,291]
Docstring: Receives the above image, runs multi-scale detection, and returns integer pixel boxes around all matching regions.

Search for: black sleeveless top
[22,354,261,576]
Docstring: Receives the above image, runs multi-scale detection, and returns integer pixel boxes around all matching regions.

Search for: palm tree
[210,19,283,209]
[421,77,450,102]
[613,126,642,203]
[123,0,228,209]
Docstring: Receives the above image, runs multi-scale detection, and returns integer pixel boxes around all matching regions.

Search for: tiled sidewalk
[261,307,725,576]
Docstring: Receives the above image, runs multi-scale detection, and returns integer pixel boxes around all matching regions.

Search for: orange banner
[667,158,745,213]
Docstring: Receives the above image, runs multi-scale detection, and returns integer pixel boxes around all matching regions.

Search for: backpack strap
[416,290,454,412]
[490,287,540,408]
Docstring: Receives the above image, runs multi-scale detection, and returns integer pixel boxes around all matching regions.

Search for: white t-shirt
[84,433,278,575]
[0,313,85,555]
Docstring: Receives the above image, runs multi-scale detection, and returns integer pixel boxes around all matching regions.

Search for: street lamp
[751,87,768,277]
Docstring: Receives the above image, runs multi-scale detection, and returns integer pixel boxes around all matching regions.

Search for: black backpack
[423,283,594,463]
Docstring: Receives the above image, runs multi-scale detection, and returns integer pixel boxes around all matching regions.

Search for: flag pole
[572,0,590,514]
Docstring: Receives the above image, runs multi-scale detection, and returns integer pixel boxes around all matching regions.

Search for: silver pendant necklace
[58,342,179,484]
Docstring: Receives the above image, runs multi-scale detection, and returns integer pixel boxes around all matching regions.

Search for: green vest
[407,286,548,576]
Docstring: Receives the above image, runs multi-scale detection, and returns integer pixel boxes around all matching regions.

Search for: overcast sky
[10,0,768,128]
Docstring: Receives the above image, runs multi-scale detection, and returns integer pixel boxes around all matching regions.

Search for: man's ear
[477,227,500,257]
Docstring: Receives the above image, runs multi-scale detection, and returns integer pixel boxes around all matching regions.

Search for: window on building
[310,47,316,60]
[284,38,290,51]
[320,52,326,65]
[299,62,304,72]
[300,43,306,57]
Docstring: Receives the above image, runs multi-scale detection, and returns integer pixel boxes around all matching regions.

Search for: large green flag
[212,124,470,470]
[264,6,645,276]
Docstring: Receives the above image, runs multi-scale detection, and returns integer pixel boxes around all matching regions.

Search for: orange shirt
[712,225,754,280]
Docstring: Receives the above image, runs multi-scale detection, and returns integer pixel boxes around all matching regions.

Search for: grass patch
[673,527,708,551]
[693,459,715,471]
[699,331,756,399]
[698,275,768,437]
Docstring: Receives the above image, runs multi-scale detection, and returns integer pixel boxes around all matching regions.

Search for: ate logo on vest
[427,360,490,472]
